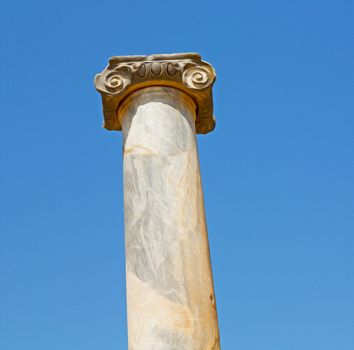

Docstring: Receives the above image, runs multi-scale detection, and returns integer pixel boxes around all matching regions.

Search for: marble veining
[121,87,220,350]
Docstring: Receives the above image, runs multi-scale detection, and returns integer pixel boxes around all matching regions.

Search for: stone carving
[94,54,221,349]
[94,53,216,134]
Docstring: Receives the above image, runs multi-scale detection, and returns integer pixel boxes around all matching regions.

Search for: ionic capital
[94,53,216,134]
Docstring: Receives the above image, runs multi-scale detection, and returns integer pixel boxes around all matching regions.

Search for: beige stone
[95,53,220,350]
[94,52,216,134]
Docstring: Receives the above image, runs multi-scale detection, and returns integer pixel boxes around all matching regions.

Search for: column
[95,53,220,350]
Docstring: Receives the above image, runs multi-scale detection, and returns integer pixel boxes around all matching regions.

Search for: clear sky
[1,0,353,349]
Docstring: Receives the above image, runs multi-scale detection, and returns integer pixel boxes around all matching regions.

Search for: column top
[94,53,216,134]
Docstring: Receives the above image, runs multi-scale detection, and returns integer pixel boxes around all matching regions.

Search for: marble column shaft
[120,87,219,349]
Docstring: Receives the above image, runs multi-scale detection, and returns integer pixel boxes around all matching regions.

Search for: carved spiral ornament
[105,73,130,93]
[182,66,212,89]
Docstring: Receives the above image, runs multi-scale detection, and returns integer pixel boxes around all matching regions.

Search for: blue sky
[1,0,353,349]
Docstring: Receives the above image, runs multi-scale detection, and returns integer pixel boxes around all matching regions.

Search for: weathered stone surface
[94,53,216,134]
[94,53,220,349]
[121,87,220,350]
